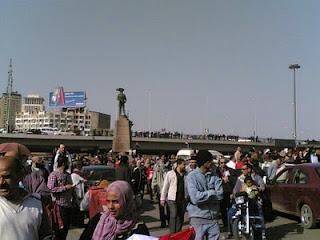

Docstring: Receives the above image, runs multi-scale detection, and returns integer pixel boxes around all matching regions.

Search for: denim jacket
[187,168,223,220]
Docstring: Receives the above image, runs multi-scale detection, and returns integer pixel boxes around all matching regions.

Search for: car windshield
[315,167,320,178]
[83,167,115,182]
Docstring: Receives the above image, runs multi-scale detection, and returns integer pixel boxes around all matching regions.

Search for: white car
[177,149,223,164]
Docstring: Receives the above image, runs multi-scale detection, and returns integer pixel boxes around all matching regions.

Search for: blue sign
[49,89,86,108]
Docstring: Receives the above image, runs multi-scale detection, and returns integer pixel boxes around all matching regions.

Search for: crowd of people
[0,141,319,240]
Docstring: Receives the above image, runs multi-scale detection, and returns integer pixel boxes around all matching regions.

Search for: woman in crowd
[80,180,149,240]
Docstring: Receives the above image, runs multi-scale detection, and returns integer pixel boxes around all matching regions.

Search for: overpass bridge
[0,133,298,154]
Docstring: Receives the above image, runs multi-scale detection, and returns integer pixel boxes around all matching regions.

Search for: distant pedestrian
[47,155,76,240]
[234,147,242,163]
[30,156,50,183]
[160,159,187,234]
[267,153,284,182]
[152,154,171,228]
[53,143,72,173]
[185,156,197,173]
[216,158,237,227]
[115,155,131,183]
[145,159,154,200]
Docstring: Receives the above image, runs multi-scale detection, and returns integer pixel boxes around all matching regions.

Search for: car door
[268,168,293,212]
[285,168,309,215]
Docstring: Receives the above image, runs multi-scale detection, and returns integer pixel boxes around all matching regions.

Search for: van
[176,148,223,164]
[176,149,196,160]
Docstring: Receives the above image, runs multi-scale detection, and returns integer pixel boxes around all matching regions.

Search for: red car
[267,163,320,228]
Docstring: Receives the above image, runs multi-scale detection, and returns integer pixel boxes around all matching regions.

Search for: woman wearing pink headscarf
[80,180,149,240]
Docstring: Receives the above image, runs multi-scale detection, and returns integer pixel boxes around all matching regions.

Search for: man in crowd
[48,155,76,240]
[267,152,285,182]
[216,158,237,228]
[0,154,52,240]
[53,143,72,173]
[145,158,154,201]
[131,160,145,201]
[152,154,171,228]
[186,155,197,172]
[0,143,51,205]
[187,150,223,240]
[160,159,187,234]
[115,155,131,183]
[30,155,49,183]
[71,161,87,227]
[228,164,266,239]
[234,147,242,163]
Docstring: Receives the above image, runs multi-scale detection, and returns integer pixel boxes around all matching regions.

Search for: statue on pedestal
[116,88,127,117]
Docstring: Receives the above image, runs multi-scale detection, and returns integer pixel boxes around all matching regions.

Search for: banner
[49,88,86,108]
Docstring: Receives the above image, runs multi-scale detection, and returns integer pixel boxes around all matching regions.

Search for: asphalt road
[67,199,320,240]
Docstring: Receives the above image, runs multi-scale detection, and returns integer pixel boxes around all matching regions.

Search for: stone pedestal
[112,116,131,153]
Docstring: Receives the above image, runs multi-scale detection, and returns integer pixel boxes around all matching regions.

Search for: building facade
[0,92,22,131]
[22,94,45,113]
[15,104,111,135]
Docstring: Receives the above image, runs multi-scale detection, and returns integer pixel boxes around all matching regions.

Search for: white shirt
[226,160,236,170]
[71,172,86,199]
[53,150,72,173]
[0,194,43,240]
[310,154,318,164]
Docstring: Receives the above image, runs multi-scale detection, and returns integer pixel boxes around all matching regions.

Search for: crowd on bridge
[132,130,270,143]
[0,141,319,240]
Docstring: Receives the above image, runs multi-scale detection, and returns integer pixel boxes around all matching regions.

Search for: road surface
[67,199,320,240]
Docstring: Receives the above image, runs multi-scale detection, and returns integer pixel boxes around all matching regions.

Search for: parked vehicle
[40,127,59,135]
[176,148,195,160]
[176,149,223,163]
[232,192,263,240]
[266,163,320,228]
[81,165,115,191]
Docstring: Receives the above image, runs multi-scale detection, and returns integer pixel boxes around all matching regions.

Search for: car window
[293,169,308,184]
[83,167,115,181]
[315,167,320,178]
[276,169,291,184]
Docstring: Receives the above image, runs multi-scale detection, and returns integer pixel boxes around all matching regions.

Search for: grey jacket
[187,168,223,220]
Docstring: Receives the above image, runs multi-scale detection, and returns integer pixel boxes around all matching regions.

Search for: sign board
[49,87,86,108]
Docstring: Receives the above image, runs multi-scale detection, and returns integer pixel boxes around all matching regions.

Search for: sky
[1,0,319,140]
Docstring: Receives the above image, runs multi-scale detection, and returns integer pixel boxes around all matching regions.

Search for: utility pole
[6,59,13,133]
[289,64,301,142]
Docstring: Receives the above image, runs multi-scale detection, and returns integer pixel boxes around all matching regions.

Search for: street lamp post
[289,64,301,142]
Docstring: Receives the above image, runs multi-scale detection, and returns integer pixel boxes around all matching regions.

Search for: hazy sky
[1,0,319,140]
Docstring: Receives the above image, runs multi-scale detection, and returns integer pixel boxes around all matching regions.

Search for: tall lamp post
[289,64,301,142]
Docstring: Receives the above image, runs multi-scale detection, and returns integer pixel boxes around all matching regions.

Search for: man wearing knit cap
[187,150,223,240]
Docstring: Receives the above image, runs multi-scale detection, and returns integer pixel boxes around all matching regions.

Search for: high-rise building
[0,92,22,131]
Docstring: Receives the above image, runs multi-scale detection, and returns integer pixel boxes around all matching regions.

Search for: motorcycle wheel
[232,218,244,240]
[232,218,260,240]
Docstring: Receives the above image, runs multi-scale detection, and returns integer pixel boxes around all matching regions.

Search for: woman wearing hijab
[80,180,149,240]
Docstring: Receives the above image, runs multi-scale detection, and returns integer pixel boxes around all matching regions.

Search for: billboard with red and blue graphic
[49,87,86,108]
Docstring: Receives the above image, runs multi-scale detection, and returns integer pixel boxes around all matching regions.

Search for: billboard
[49,87,86,108]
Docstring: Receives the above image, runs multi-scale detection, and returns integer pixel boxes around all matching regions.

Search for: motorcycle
[232,192,264,240]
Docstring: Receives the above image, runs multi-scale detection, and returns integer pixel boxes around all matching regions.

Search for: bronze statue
[116,88,127,116]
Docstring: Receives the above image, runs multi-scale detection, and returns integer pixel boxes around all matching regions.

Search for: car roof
[82,165,114,170]
[283,163,320,170]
